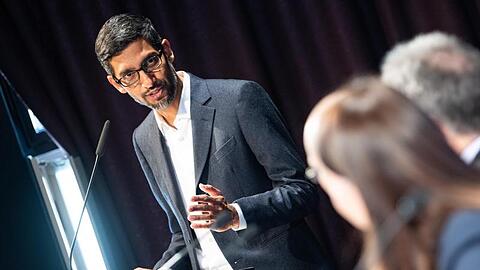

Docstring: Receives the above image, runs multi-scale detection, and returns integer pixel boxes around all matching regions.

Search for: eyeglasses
[113,50,165,87]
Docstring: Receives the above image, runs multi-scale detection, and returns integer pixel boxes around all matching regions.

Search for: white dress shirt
[461,136,480,165]
[153,72,245,270]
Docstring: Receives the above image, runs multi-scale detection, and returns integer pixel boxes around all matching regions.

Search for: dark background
[1,0,480,269]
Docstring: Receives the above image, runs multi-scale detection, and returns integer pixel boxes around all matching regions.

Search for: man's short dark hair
[381,32,480,133]
[95,14,162,75]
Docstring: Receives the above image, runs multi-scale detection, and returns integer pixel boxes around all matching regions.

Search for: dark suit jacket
[132,74,330,270]
[471,151,480,169]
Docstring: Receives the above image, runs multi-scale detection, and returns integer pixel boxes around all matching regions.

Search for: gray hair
[95,14,163,75]
[381,32,480,133]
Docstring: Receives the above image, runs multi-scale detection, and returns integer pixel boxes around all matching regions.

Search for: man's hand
[188,184,240,232]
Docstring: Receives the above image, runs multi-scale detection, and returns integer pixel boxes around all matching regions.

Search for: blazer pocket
[255,225,290,248]
[212,136,236,163]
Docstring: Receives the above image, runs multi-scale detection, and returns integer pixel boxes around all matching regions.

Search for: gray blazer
[132,74,330,270]
[438,210,480,270]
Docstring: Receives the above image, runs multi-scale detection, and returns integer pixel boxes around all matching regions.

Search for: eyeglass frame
[111,48,165,88]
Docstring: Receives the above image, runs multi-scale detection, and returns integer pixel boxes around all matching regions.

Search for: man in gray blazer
[95,14,329,270]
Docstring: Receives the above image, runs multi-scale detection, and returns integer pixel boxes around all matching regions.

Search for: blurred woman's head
[304,76,480,269]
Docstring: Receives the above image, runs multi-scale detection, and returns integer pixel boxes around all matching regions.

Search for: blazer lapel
[190,74,215,186]
[142,115,201,269]
[143,115,189,222]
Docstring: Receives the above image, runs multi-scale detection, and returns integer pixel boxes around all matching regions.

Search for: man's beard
[129,63,178,110]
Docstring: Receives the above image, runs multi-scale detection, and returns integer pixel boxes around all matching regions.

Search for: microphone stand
[68,120,110,270]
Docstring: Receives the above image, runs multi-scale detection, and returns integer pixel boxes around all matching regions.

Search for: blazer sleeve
[153,231,191,270]
[132,131,191,270]
[233,81,319,232]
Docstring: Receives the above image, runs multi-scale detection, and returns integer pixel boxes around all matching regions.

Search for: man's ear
[162,39,174,63]
[107,75,127,94]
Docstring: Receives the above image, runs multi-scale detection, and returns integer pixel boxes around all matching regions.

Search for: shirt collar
[461,135,480,164]
[175,71,191,120]
[154,71,191,132]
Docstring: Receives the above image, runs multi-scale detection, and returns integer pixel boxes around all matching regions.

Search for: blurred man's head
[381,32,480,153]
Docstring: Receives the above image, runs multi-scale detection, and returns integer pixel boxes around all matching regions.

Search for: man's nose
[139,70,156,88]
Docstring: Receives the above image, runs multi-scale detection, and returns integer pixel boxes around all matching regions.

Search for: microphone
[95,120,110,156]
[68,120,110,270]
